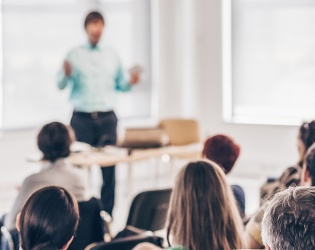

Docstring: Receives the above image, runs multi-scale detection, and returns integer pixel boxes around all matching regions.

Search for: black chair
[0,227,18,250]
[68,197,108,250]
[0,214,18,250]
[125,188,172,232]
[0,215,3,249]
[87,233,163,250]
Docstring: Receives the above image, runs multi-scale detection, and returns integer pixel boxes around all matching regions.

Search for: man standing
[57,11,140,215]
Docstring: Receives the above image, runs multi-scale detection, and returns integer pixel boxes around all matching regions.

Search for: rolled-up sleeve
[114,62,131,92]
[57,52,74,90]
[57,70,73,90]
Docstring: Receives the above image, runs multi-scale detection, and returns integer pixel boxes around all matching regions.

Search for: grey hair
[261,186,315,250]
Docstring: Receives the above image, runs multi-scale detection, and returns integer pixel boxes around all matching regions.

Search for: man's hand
[129,72,140,84]
[63,60,72,77]
[129,65,143,85]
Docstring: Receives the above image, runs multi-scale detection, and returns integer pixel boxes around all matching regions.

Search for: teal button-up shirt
[57,44,131,112]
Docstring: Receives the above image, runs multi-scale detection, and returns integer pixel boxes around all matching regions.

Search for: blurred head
[202,134,240,174]
[17,186,79,250]
[262,187,315,250]
[166,160,244,250]
[297,121,315,163]
[301,144,315,186]
[37,122,72,163]
[84,11,105,45]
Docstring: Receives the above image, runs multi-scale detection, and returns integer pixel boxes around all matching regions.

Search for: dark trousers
[70,110,117,216]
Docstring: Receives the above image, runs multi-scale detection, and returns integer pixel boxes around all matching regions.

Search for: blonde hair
[166,160,244,250]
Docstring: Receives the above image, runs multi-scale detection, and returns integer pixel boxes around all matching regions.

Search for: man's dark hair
[84,11,105,28]
[37,122,71,162]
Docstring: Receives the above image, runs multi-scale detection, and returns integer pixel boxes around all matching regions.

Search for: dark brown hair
[37,122,71,162]
[202,134,240,174]
[84,11,104,28]
[166,160,244,250]
[305,146,315,187]
[299,121,315,151]
[19,186,79,250]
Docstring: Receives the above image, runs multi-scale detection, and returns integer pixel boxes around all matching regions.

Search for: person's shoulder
[231,184,244,193]
[132,243,163,250]
[60,162,88,177]
[245,204,266,247]
[22,168,53,186]
[18,172,47,194]
[23,171,41,184]
[66,165,85,174]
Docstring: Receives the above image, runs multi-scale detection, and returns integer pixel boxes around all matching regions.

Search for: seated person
[5,122,90,230]
[244,143,315,248]
[17,186,79,250]
[134,160,245,250]
[262,186,315,250]
[202,134,245,217]
[260,120,315,202]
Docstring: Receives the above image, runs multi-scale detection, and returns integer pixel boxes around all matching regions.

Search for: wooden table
[66,144,202,167]
[27,142,202,193]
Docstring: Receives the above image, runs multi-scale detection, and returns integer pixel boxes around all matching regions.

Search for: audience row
[4,120,315,249]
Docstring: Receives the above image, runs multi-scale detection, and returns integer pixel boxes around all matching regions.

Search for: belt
[74,110,114,119]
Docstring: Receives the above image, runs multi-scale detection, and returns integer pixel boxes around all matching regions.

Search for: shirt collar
[84,43,101,51]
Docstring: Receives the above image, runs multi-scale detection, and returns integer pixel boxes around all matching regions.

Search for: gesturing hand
[129,72,140,84]
[63,60,72,77]
[129,65,143,85]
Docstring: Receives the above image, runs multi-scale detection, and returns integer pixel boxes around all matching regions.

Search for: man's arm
[57,60,73,90]
[114,62,132,92]
[244,204,266,249]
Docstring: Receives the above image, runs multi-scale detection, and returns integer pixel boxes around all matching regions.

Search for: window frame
[222,0,315,126]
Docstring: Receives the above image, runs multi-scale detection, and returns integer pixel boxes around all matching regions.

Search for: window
[1,0,152,129]
[223,0,315,125]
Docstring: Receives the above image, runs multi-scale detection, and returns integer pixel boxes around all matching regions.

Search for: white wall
[155,0,299,177]
[0,130,39,209]
[0,0,301,200]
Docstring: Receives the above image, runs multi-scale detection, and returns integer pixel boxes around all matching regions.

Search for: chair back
[0,214,17,250]
[0,215,3,249]
[68,198,105,250]
[159,119,200,145]
[126,189,172,232]
[88,233,163,250]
